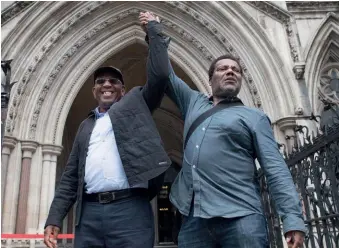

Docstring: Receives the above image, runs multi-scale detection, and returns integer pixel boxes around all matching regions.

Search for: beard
[213,84,240,98]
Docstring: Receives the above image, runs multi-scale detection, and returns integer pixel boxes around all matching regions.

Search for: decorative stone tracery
[319,64,339,106]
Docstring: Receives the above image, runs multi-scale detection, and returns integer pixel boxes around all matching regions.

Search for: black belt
[83,188,148,204]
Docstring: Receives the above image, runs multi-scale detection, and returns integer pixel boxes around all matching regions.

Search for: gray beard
[214,87,238,98]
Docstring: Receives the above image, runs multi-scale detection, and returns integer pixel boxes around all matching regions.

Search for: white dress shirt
[84,109,147,194]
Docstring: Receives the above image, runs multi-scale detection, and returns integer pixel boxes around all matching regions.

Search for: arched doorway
[1,2,302,243]
[55,42,197,246]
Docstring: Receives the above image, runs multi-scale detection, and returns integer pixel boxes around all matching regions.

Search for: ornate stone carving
[51,15,141,143]
[10,2,263,140]
[319,64,339,106]
[165,1,262,108]
[162,20,213,61]
[168,47,208,90]
[32,7,219,141]
[29,7,115,139]
[285,22,299,62]
[6,1,106,136]
[247,2,291,23]
[247,2,300,62]
[286,1,339,10]
[294,107,304,115]
[1,1,35,25]
[293,62,306,80]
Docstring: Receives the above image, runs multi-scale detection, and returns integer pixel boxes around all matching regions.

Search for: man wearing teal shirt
[141,14,306,248]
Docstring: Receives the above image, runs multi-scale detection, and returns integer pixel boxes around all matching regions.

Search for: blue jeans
[178,210,269,248]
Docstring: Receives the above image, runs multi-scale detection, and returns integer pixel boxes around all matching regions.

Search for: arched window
[319,64,339,129]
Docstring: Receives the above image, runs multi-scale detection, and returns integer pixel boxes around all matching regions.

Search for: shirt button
[192,165,196,169]
[196,145,199,148]
[202,127,206,131]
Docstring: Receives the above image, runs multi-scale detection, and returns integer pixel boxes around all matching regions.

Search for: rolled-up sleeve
[252,115,307,235]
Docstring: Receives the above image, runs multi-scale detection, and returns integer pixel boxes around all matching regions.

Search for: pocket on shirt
[213,114,245,135]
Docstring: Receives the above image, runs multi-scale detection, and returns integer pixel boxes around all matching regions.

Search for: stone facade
[1,1,338,247]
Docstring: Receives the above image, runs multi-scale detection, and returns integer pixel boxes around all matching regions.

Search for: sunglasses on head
[95,77,122,85]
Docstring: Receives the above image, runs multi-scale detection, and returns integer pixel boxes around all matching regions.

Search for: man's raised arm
[139,12,169,113]
[139,12,195,119]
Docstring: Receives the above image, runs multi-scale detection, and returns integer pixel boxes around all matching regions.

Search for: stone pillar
[2,141,22,233]
[15,141,38,233]
[49,153,61,206]
[37,145,62,232]
[276,117,297,154]
[1,136,17,208]
[25,145,43,234]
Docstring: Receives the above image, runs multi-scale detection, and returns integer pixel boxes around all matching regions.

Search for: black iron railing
[259,115,339,248]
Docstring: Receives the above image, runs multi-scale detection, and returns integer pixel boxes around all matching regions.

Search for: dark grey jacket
[45,21,171,228]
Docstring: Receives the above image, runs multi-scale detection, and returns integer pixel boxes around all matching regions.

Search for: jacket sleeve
[252,115,307,235]
[141,21,170,112]
[144,28,195,120]
[44,124,83,229]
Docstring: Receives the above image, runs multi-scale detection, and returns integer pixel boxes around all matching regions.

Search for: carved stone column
[1,136,17,208]
[2,141,22,233]
[276,117,297,154]
[15,141,38,233]
[25,145,42,234]
[38,145,62,232]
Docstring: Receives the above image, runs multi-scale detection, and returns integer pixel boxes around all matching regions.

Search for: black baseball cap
[93,66,124,85]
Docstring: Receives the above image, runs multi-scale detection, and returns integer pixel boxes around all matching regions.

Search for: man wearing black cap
[44,12,171,248]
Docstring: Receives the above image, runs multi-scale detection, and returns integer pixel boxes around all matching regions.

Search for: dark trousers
[178,208,269,248]
[74,195,154,248]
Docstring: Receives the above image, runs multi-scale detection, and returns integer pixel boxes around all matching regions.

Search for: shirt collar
[94,107,106,119]
[208,95,243,105]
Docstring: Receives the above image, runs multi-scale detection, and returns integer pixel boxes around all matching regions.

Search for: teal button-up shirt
[166,63,306,235]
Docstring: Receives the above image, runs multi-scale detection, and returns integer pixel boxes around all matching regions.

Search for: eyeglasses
[95,77,122,85]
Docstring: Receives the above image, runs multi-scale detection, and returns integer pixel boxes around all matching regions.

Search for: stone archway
[2,1,300,143]
[1,1,300,239]
[304,12,339,114]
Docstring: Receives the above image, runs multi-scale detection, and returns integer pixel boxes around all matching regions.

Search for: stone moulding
[286,1,339,10]
[5,2,266,142]
[168,46,208,93]
[165,1,262,108]
[247,1,300,63]
[49,23,208,144]
[1,1,35,25]
[5,1,106,136]
[33,4,263,142]
[51,12,142,144]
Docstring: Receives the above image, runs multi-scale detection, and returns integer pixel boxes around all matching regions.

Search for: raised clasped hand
[139,11,160,33]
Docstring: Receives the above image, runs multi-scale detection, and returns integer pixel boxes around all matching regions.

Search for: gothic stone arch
[304,12,339,114]
[1,1,300,146]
